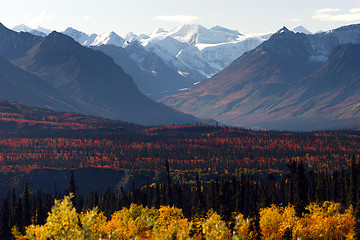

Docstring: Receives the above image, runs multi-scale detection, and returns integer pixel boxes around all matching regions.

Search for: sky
[1,0,360,36]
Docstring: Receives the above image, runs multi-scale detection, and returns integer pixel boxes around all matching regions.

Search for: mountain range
[8,22,360,130]
[136,24,268,79]
[60,26,198,99]
[0,22,207,126]
[13,23,275,99]
[12,24,314,101]
[161,24,360,130]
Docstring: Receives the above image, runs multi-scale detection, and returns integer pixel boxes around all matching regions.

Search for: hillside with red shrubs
[0,101,359,174]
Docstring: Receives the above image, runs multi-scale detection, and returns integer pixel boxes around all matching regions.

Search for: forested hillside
[0,101,359,175]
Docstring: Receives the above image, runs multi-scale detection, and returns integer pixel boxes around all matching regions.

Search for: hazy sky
[1,0,360,36]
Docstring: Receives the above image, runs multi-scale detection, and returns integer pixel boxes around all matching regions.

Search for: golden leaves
[14,196,356,240]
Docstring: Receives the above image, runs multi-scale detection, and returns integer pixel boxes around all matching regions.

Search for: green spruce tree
[294,160,308,217]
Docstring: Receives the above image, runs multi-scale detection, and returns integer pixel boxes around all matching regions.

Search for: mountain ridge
[0,23,209,126]
[160,24,360,130]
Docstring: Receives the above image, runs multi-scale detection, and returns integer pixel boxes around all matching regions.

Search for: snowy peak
[138,33,150,40]
[210,25,243,36]
[125,32,138,43]
[12,25,51,36]
[292,25,312,34]
[152,28,168,35]
[306,23,360,62]
[143,23,245,46]
[62,28,127,48]
[137,23,267,81]
[12,24,49,37]
[171,24,204,36]
[36,26,52,35]
[169,24,207,45]
[63,27,92,46]
[269,26,300,41]
[168,23,244,45]
[90,31,125,47]
[63,27,84,35]
[275,26,292,34]
[12,24,33,32]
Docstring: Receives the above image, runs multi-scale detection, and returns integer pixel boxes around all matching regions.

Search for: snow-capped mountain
[36,26,52,35]
[141,24,244,46]
[63,27,95,46]
[171,24,243,45]
[161,24,360,130]
[59,24,269,95]
[140,36,209,80]
[12,25,52,36]
[134,24,268,79]
[90,31,125,47]
[124,32,139,43]
[307,24,360,63]
[60,24,264,89]
[291,25,312,34]
[14,23,268,84]
[12,24,33,32]
[62,28,125,48]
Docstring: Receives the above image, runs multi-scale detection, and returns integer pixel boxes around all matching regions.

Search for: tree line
[2,157,360,239]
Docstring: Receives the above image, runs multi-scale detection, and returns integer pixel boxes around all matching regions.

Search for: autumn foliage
[12,194,356,240]
[0,101,359,174]
[0,122,359,174]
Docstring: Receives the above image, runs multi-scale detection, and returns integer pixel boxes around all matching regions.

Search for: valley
[0,12,360,239]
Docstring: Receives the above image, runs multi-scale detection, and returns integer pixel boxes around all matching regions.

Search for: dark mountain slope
[13,31,204,125]
[275,44,360,121]
[0,23,42,60]
[161,26,360,130]
[161,28,322,125]
[0,56,98,114]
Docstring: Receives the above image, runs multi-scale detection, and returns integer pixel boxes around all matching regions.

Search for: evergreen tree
[194,173,204,214]
[165,159,173,206]
[294,160,308,217]
[340,169,348,206]
[0,199,10,240]
[68,170,77,196]
[219,180,232,221]
[286,160,297,205]
[332,171,340,202]
[315,173,326,202]
[67,170,77,208]
[36,196,46,225]
[21,183,32,228]
[9,189,16,229]
[14,198,23,233]
[152,183,161,208]
[354,191,360,239]
[349,155,358,207]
